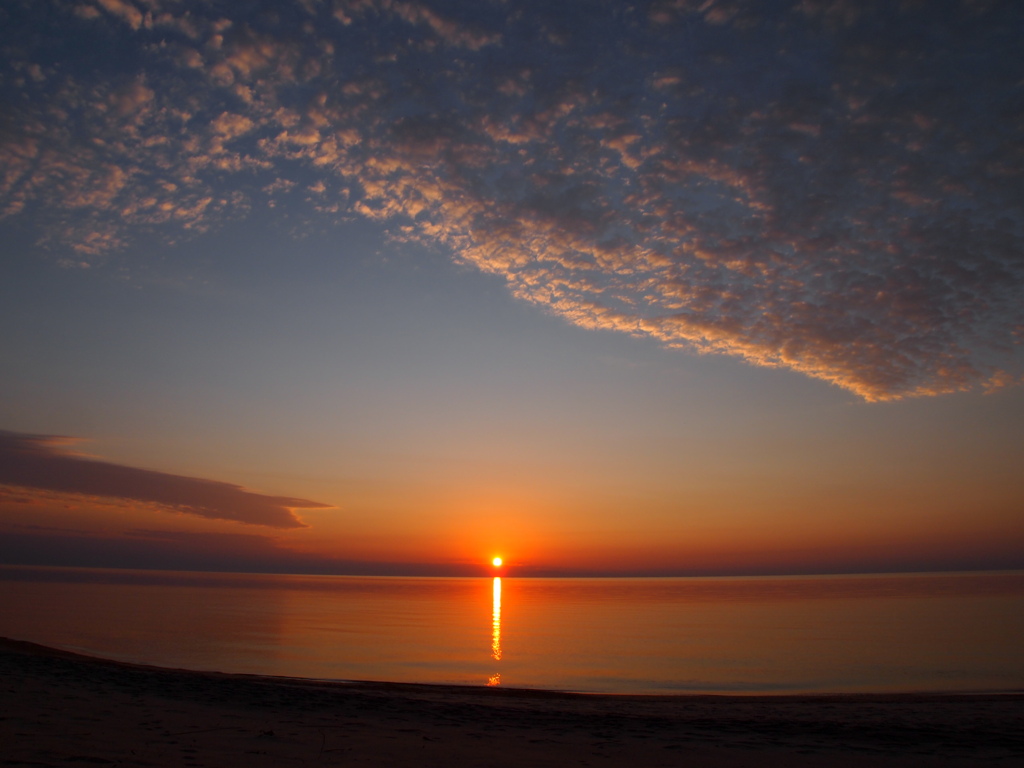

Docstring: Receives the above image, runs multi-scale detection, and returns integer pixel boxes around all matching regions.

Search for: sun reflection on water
[491,576,502,662]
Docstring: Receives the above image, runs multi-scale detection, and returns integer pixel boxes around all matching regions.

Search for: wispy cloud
[0,431,328,528]
[1,0,1021,399]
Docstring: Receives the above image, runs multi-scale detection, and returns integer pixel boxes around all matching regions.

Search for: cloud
[0,431,329,528]
[0,527,492,576]
[94,0,144,30]
[383,0,501,50]
[0,0,1021,399]
[0,527,295,573]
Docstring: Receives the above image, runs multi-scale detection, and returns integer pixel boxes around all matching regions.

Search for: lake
[1,566,1022,694]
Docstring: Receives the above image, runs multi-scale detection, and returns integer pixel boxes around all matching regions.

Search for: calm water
[1,566,1022,694]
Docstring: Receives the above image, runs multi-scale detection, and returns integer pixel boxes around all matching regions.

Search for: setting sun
[492,557,503,567]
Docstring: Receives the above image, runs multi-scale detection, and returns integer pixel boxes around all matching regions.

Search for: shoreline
[3,636,1023,766]
[4,636,1022,702]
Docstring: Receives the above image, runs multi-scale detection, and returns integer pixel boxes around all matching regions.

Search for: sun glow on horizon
[492,557,503,567]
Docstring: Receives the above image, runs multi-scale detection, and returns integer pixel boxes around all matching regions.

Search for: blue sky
[1,0,1022,575]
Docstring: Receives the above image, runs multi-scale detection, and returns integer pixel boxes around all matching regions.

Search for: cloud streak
[0,431,327,528]
[1,0,1021,399]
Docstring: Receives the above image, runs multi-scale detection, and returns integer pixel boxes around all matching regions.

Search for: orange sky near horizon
[2,414,1021,577]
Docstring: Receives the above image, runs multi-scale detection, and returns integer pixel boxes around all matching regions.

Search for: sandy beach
[2,637,1021,767]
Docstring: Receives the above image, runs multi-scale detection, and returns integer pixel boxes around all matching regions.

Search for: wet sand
[2,637,1022,767]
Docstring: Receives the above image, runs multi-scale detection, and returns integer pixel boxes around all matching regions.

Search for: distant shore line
[3,562,1024,580]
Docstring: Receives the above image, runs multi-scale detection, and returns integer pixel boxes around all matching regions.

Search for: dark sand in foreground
[2,637,1022,767]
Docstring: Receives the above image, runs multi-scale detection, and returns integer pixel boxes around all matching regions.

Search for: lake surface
[1,566,1022,694]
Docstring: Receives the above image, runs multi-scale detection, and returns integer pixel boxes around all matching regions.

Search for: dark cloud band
[0,431,327,528]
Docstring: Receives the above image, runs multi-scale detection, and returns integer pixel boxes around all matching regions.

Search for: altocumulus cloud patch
[1,0,1021,400]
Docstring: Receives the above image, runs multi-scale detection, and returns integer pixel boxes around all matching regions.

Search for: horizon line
[2,561,1022,581]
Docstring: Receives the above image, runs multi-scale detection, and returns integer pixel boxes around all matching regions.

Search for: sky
[0,0,1022,577]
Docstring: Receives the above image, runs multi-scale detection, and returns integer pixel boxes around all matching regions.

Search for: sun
[492,557,503,567]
